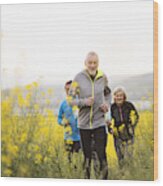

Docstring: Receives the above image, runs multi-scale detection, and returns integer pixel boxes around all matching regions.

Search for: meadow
[1,82,154,180]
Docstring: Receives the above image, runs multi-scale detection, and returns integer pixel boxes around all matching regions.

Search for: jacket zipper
[85,70,103,129]
[90,79,94,129]
[86,75,95,129]
[89,76,100,129]
[118,106,124,123]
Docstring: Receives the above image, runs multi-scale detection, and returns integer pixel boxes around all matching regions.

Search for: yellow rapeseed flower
[113,127,118,137]
[25,84,32,91]
[7,144,19,157]
[46,99,51,105]
[32,81,38,87]
[72,105,78,112]
[18,164,29,176]
[62,118,69,125]
[43,156,51,163]
[34,153,42,164]
[27,153,31,159]
[130,110,137,126]
[28,144,40,152]
[34,104,39,111]
[20,132,27,143]
[118,124,125,133]
[3,168,12,176]
[71,81,78,88]
[47,88,53,95]
[18,95,30,107]
[66,139,73,145]
[64,126,72,135]
[12,87,22,95]
[41,92,45,97]
[46,109,53,117]
[26,93,32,100]
[39,127,49,137]
[23,99,30,107]
[1,155,12,166]
[47,146,54,154]
[2,100,12,114]
[66,96,73,104]
[18,95,24,107]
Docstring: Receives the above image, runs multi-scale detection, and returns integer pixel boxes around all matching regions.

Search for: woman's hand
[85,97,94,106]
[100,103,109,113]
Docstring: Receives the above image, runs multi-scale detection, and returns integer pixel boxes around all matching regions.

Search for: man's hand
[64,122,70,127]
[85,97,94,106]
[62,118,70,127]
[106,120,113,134]
[100,103,109,113]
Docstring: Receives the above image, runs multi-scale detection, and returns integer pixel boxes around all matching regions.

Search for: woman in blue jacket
[58,80,81,163]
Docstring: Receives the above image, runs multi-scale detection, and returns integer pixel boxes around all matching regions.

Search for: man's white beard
[88,70,97,76]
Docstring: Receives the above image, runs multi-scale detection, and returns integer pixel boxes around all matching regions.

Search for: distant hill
[109,73,153,100]
[46,73,154,101]
[1,73,153,113]
[2,73,153,101]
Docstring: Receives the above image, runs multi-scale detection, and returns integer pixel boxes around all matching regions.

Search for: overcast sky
[1,0,153,89]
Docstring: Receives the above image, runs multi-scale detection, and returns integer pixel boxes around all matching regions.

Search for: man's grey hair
[85,51,99,64]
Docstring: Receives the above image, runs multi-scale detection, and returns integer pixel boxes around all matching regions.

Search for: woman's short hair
[85,51,99,64]
[113,86,127,101]
[64,80,72,88]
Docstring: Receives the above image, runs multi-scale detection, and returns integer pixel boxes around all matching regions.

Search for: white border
[0,0,162,186]
[0,0,157,5]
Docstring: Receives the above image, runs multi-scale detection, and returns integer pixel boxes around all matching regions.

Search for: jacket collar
[82,69,104,80]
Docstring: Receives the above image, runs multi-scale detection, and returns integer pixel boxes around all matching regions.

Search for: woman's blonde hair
[84,51,99,64]
[113,86,127,101]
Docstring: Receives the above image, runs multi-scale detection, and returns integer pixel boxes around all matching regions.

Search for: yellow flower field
[1,82,154,180]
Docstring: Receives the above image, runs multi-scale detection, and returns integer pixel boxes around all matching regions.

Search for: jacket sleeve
[110,105,115,120]
[57,102,64,125]
[68,77,87,108]
[103,74,111,106]
[129,102,139,127]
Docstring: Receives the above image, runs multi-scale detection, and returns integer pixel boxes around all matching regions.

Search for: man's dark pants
[79,126,108,179]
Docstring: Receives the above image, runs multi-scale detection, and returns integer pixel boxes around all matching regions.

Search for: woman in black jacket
[111,87,139,168]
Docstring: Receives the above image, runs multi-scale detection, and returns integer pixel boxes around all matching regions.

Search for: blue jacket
[57,100,80,141]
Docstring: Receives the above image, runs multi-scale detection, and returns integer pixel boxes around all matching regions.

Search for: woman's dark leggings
[79,126,108,179]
